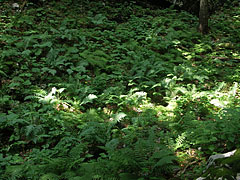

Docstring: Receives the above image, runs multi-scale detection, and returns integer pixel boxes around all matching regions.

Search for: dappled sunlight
[1,0,240,179]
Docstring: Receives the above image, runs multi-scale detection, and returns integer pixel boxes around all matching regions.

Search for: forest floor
[0,0,240,179]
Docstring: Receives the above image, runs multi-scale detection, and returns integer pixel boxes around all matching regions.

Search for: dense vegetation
[0,0,240,179]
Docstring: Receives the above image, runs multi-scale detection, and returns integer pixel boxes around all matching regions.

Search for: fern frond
[40,173,59,180]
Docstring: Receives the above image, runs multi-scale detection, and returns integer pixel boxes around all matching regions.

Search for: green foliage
[1,0,240,179]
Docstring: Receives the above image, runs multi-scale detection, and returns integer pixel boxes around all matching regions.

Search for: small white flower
[12,3,20,8]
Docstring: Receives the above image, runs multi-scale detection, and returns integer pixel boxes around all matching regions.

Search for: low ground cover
[0,0,240,179]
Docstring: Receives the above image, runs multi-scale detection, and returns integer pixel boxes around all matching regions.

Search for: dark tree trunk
[199,0,209,34]
[199,0,208,34]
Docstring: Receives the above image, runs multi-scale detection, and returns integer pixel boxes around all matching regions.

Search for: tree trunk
[199,0,209,34]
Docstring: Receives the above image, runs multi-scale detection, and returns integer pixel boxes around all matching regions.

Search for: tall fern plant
[93,127,178,179]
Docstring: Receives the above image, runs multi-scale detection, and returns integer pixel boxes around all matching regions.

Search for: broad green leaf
[80,94,97,105]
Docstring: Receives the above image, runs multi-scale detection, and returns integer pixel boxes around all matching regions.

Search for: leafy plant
[1,0,240,179]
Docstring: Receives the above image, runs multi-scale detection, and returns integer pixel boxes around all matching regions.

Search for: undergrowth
[0,0,240,179]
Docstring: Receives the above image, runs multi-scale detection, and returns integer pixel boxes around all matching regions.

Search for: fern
[93,127,177,179]
[40,173,59,180]
[174,132,187,150]
[3,164,27,180]
[80,50,109,69]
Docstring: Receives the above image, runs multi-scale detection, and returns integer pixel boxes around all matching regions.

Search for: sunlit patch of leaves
[0,0,240,179]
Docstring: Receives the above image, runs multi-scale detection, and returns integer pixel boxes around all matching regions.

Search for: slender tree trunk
[199,0,209,34]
